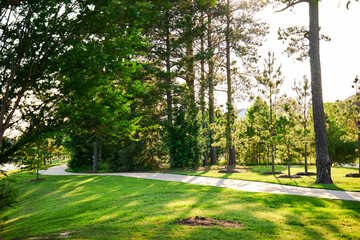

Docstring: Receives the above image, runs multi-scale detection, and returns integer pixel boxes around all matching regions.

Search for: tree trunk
[185,17,195,107]
[165,11,174,168]
[231,145,236,166]
[304,143,308,173]
[287,144,291,176]
[225,0,235,167]
[309,0,333,184]
[93,140,98,172]
[358,132,360,173]
[200,14,208,167]
[36,144,40,180]
[207,10,216,165]
[271,143,275,172]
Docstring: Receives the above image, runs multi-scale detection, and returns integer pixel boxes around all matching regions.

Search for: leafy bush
[0,174,18,214]
[108,135,161,172]
[166,102,202,169]
[67,133,93,171]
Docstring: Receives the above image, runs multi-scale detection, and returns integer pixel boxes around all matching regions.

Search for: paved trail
[41,165,360,202]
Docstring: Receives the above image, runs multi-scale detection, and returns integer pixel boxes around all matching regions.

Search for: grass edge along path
[166,165,360,192]
[40,165,360,201]
[1,172,360,240]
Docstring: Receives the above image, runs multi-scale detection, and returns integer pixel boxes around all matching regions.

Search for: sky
[234,0,360,109]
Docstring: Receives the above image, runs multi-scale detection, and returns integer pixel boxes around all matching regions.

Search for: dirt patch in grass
[261,171,282,175]
[218,169,240,173]
[296,172,317,176]
[278,175,302,178]
[175,216,244,228]
[345,173,360,178]
[236,167,252,170]
[28,178,46,182]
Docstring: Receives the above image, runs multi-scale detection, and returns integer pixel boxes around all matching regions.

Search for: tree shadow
[3,174,360,239]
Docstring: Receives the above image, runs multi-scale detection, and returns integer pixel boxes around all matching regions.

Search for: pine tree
[257,52,284,173]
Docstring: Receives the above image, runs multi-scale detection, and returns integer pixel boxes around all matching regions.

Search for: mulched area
[345,173,360,178]
[296,172,317,176]
[175,216,244,228]
[278,174,302,178]
[218,169,240,173]
[28,178,46,182]
[235,167,252,170]
[261,171,282,175]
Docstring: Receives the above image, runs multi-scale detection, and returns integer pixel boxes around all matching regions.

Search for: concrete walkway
[41,164,360,202]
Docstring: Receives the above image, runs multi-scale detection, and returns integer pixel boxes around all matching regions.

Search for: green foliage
[67,134,93,171]
[0,0,122,153]
[108,133,162,172]
[324,103,357,165]
[278,26,330,61]
[166,94,202,168]
[241,97,270,165]
[0,176,17,213]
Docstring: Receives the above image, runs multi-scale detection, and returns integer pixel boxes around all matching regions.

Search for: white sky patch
[260,1,360,103]
[231,0,360,110]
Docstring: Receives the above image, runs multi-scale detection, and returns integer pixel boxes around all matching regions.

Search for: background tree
[55,1,150,172]
[350,76,360,173]
[292,76,314,174]
[324,102,357,165]
[242,97,270,165]
[276,98,297,176]
[257,52,284,173]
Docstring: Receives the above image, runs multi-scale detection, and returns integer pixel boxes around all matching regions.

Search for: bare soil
[175,216,244,228]
[345,173,360,178]
[296,172,317,176]
[261,171,282,175]
[218,169,240,173]
[28,178,46,182]
[278,175,302,178]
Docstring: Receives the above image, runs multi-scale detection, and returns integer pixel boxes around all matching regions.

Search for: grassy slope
[1,171,360,240]
[168,165,360,192]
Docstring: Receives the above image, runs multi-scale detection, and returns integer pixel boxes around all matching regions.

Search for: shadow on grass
[2,173,360,239]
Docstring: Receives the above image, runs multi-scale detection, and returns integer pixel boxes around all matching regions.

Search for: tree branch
[275,0,309,13]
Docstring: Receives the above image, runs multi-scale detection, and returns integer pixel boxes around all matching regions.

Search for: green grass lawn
[167,165,360,192]
[1,171,360,239]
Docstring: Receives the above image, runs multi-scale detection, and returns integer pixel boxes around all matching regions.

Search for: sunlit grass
[168,165,360,192]
[1,171,360,239]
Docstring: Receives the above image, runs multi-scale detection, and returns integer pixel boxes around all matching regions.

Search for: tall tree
[225,0,235,168]
[206,2,218,165]
[257,52,284,173]
[308,0,332,183]
[199,7,209,166]
[221,0,267,168]
[276,0,333,183]
[276,98,296,176]
[292,76,314,174]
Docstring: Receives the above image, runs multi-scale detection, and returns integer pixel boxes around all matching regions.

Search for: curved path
[41,164,360,202]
